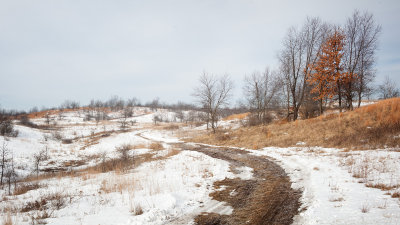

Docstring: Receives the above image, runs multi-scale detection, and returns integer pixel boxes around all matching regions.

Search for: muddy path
[175,143,301,225]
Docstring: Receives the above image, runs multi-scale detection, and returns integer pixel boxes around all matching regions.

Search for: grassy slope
[190,98,400,150]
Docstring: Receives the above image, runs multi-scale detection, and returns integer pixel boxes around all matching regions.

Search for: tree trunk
[293,106,299,121]
[8,177,11,195]
[357,90,362,108]
[1,155,4,186]
[338,82,342,113]
[319,99,323,115]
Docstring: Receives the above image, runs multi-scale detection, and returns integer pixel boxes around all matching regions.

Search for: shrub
[19,115,37,128]
[0,119,18,137]
[392,191,400,198]
[62,139,73,144]
[131,204,143,215]
[51,131,63,141]
[116,144,134,162]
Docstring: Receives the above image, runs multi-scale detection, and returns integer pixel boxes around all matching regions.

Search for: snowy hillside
[0,107,399,225]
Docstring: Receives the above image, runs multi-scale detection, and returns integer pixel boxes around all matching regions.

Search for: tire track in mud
[175,143,301,225]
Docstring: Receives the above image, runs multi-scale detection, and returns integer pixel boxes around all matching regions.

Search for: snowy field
[0,108,252,225]
[1,107,399,224]
[249,146,400,225]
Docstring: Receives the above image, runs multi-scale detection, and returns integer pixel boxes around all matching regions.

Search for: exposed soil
[176,143,301,225]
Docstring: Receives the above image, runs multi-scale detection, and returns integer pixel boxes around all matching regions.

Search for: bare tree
[126,97,140,107]
[119,107,133,130]
[148,97,161,112]
[153,114,162,125]
[45,113,51,125]
[343,10,382,109]
[278,17,327,120]
[4,153,16,195]
[33,148,48,179]
[60,100,80,109]
[116,144,134,164]
[1,141,8,186]
[243,68,282,125]
[378,76,399,99]
[175,110,185,122]
[193,72,233,133]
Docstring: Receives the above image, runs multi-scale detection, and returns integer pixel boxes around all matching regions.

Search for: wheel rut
[175,143,301,225]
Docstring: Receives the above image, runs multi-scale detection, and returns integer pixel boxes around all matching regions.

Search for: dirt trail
[175,143,301,225]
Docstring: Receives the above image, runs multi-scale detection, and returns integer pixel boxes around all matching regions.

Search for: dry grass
[129,196,144,216]
[132,143,147,149]
[365,183,400,191]
[100,177,135,194]
[21,107,112,119]
[391,191,400,198]
[13,183,41,196]
[2,211,13,225]
[80,131,113,150]
[189,98,400,150]
[163,124,180,130]
[223,112,250,121]
[148,142,164,150]
[165,148,180,158]
[360,202,370,213]
[329,196,344,202]
[19,146,166,185]
[22,170,79,183]
[20,191,68,213]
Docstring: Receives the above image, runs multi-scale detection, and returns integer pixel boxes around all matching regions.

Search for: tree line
[193,10,399,133]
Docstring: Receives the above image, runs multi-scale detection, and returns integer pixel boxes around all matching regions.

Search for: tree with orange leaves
[307,30,346,114]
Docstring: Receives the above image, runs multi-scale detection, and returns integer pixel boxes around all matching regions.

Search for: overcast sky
[1,0,399,110]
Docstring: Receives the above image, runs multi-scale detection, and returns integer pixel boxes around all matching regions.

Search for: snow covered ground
[1,107,399,224]
[0,108,253,225]
[1,150,243,225]
[250,147,400,225]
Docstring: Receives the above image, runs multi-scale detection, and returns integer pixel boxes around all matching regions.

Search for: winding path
[175,143,301,225]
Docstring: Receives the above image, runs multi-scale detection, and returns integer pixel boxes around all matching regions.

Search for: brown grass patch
[163,124,180,130]
[80,131,113,150]
[392,191,400,198]
[365,183,400,191]
[165,148,180,158]
[133,143,147,149]
[223,112,250,121]
[149,142,164,150]
[100,177,135,194]
[189,98,400,150]
[13,183,41,196]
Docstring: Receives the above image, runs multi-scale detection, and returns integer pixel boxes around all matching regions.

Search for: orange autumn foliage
[307,30,347,101]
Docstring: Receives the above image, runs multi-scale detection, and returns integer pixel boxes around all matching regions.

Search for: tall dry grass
[189,98,400,150]
[223,113,250,121]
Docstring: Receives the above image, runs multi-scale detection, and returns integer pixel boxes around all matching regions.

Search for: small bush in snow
[392,191,400,198]
[0,118,18,137]
[61,139,73,144]
[51,131,63,141]
[131,204,143,216]
[116,144,134,162]
[19,115,38,128]
[360,203,370,213]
